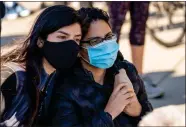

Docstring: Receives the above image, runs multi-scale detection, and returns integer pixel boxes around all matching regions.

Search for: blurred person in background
[108,2,164,99]
[4,1,31,20]
[0,1,5,36]
[0,5,82,126]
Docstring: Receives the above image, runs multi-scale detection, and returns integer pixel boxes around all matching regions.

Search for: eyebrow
[58,31,70,35]
[86,31,112,40]
[58,30,82,37]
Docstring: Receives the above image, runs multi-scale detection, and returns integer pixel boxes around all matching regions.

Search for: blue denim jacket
[0,62,57,126]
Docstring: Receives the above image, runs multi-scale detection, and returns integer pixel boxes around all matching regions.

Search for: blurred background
[0,1,185,110]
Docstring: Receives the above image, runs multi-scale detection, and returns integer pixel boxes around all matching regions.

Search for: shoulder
[116,60,138,72]
[1,65,16,82]
[2,62,26,79]
[115,60,139,81]
[1,62,26,91]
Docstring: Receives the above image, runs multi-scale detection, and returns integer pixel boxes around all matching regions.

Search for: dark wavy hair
[1,5,81,124]
[78,7,124,61]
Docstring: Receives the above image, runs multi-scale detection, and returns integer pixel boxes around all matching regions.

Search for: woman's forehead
[56,23,82,35]
[85,20,111,38]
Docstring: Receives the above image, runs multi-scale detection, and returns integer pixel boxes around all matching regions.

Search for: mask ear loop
[80,46,88,49]
[78,46,91,64]
[78,53,90,64]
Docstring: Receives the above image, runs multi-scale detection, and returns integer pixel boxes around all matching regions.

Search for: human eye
[90,38,102,46]
[105,33,115,40]
[58,35,67,40]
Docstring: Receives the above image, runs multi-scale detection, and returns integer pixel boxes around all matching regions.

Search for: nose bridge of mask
[91,38,117,48]
[80,38,117,49]
[88,39,119,58]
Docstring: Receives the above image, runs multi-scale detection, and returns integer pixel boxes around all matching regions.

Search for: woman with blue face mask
[49,7,153,127]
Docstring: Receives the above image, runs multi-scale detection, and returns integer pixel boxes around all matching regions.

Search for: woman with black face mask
[0,5,82,126]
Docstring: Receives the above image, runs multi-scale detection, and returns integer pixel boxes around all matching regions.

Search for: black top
[49,59,153,127]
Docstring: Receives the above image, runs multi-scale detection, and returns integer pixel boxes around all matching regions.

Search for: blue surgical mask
[81,39,119,69]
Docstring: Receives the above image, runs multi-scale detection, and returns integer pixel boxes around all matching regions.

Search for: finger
[122,91,135,99]
[119,83,134,90]
[113,83,126,94]
[124,99,133,109]
[127,97,133,102]
[122,97,133,106]
[119,87,134,95]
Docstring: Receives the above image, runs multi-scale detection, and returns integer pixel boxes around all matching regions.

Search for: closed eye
[57,36,67,40]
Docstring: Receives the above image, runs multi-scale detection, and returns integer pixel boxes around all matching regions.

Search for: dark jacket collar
[72,58,115,85]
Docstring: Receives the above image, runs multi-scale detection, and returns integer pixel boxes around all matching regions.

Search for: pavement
[1,4,185,110]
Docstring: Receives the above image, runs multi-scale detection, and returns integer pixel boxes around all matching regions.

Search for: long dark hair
[1,5,81,124]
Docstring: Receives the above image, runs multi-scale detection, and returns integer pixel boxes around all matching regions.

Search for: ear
[37,38,44,48]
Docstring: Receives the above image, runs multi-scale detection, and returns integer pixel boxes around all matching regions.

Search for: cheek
[47,33,59,42]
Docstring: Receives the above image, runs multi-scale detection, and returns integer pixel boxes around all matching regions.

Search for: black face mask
[42,40,80,70]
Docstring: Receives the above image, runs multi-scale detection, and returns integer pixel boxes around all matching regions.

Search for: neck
[81,59,106,85]
[42,58,56,75]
